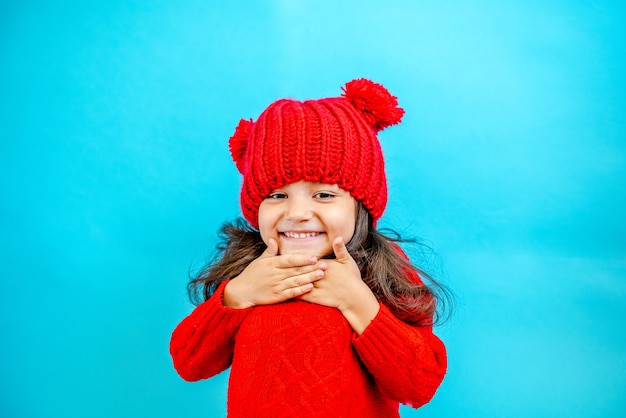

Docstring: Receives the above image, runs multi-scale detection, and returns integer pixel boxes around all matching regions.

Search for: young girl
[170,78,450,417]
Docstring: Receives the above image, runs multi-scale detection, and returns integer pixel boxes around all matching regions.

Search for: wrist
[340,285,380,335]
[223,280,254,309]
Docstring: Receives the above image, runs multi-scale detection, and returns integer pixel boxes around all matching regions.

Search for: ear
[228,118,253,173]
[341,78,404,132]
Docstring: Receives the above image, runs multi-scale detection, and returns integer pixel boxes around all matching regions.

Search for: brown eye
[266,192,287,199]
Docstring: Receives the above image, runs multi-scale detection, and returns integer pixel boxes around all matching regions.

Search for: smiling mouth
[281,231,321,239]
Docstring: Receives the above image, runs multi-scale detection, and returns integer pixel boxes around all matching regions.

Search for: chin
[279,245,332,257]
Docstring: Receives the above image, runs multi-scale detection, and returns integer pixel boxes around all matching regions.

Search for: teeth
[283,231,320,239]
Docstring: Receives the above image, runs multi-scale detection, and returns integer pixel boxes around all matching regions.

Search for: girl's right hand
[222,238,324,309]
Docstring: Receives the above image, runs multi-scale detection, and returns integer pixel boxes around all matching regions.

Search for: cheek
[257,205,273,244]
[258,226,270,246]
[257,204,285,246]
[344,203,358,242]
[331,204,357,240]
[342,220,356,242]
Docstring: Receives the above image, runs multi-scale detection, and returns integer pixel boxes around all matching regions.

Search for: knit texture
[228,78,404,228]
[170,282,447,417]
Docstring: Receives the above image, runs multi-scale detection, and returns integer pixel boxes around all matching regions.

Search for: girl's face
[258,180,357,257]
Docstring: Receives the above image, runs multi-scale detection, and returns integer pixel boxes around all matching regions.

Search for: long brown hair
[188,203,452,326]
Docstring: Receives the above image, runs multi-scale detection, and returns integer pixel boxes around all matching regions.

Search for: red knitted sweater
[170,278,446,417]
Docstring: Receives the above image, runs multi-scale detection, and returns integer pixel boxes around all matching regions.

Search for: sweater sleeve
[169,281,252,382]
[352,304,447,408]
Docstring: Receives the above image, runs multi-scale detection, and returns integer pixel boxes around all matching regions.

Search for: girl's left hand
[298,237,380,334]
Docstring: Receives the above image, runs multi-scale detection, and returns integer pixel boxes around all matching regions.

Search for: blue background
[2,1,625,417]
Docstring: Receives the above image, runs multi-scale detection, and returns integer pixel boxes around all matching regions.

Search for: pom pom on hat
[341,78,405,131]
[229,118,252,174]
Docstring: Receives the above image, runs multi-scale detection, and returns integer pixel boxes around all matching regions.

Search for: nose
[285,196,312,221]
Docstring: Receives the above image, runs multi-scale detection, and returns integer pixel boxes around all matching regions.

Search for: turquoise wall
[2,1,625,417]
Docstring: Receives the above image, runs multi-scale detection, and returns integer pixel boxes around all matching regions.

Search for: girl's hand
[299,237,380,334]
[223,238,324,309]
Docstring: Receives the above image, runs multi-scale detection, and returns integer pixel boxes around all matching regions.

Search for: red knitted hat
[229,78,404,228]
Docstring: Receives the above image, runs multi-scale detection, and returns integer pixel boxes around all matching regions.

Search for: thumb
[262,237,279,257]
[332,237,352,263]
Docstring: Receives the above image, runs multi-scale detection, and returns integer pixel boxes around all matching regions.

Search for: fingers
[262,237,279,257]
[248,240,327,303]
[332,237,352,263]
[291,268,324,287]
[261,239,318,269]
[273,254,319,269]
[275,267,322,297]
[259,243,324,287]
[286,282,315,298]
